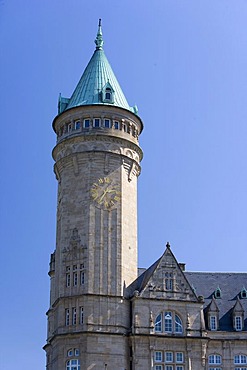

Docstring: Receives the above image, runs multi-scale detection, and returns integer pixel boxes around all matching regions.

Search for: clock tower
[44,20,143,369]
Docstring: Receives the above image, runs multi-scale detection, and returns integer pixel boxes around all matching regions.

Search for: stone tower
[44,20,143,369]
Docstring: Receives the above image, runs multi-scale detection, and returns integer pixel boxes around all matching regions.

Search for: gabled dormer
[101,81,115,103]
[232,298,245,331]
[127,243,198,302]
[205,297,219,331]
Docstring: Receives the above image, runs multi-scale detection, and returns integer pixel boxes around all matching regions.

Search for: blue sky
[1,0,247,368]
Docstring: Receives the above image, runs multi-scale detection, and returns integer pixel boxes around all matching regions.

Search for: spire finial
[95,18,104,50]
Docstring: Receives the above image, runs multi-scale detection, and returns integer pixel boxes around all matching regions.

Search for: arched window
[234,354,247,364]
[208,354,222,370]
[154,311,183,334]
[66,359,80,370]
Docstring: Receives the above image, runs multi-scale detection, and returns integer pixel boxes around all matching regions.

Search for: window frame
[93,118,101,128]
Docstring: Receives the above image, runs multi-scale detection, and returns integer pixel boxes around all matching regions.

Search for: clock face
[90,177,121,209]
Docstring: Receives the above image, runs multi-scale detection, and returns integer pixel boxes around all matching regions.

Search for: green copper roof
[58,20,138,115]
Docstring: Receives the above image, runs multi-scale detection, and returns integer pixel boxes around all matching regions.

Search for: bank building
[44,21,247,370]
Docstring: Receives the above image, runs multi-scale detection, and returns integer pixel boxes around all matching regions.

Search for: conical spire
[58,20,138,115]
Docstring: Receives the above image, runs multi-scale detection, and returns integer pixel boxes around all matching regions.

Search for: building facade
[44,21,247,370]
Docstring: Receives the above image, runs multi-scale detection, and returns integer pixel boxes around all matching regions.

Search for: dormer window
[209,315,217,331]
[102,82,115,103]
[234,316,243,331]
[105,88,111,100]
[241,287,247,299]
[214,287,221,299]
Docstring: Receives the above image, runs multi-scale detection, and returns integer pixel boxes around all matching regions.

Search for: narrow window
[66,273,71,287]
[114,121,119,130]
[105,88,111,100]
[80,271,85,285]
[235,316,242,331]
[72,307,76,325]
[83,119,90,128]
[210,316,217,331]
[164,312,172,332]
[93,118,100,128]
[75,120,80,130]
[65,309,70,326]
[68,123,72,132]
[80,307,84,324]
[74,349,79,356]
[73,272,78,286]
[104,119,111,128]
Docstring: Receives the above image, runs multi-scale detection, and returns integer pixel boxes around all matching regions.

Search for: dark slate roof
[125,258,161,298]
[185,272,247,331]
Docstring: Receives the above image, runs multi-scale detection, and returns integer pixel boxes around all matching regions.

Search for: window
[80,307,84,324]
[66,359,80,370]
[72,307,76,325]
[74,349,79,357]
[65,309,70,326]
[68,123,72,132]
[75,120,80,130]
[105,88,112,100]
[235,355,247,364]
[241,287,247,299]
[73,272,77,286]
[83,119,90,128]
[155,311,183,334]
[210,316,217,330]
[208,354,222,364]
[66,273,71,287]
[154,351,184,370]
[104,119,111,128]
[165,272,174,291]
[114,121,119,129]
[165,352,173,363]
[235,316,242,331]
[102,83,114,103]
[155,352,162,362]
[208,354,222,370]
[176,353,183,363]
[80,271,85,285]
[175,314,183,333]
[155,313,162,332]
[67,349,73,357]
[164,312,172,332]
[214,287,221,299]
[93,118,100,128]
